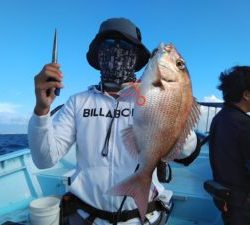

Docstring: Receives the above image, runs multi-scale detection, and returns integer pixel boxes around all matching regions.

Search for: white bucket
[29,196,61,225]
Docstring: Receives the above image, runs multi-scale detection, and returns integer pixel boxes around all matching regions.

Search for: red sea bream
[111,43,200,221]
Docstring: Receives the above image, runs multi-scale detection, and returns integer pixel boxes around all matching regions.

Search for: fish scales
[135,88,182,155]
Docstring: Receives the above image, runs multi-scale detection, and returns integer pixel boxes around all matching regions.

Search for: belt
[60,193,171,223]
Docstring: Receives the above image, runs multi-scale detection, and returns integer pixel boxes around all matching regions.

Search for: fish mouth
[162,78,176,83]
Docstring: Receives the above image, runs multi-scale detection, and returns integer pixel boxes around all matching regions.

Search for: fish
[110,43,200,222]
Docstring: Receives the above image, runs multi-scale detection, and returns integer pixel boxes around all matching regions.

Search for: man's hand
[34,63,63,116]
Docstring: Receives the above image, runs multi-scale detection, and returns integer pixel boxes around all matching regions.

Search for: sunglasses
[100,39,135,50]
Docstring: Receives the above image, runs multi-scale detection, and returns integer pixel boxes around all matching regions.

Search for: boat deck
[0,147,223,225]
[1,208,30,224]
[168,217,212,225]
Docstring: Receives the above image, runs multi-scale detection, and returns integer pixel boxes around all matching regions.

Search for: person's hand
[34,63,63,115]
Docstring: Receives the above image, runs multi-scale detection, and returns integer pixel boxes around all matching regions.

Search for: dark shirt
[209,104,250,192]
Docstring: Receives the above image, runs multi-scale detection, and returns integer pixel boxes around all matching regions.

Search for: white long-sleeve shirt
[28,85,197,224]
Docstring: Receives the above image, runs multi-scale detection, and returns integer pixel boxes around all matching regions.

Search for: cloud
[196,95,223,133]
[203,95,223,103]
[0,102,21,113]
[0,102,30,133]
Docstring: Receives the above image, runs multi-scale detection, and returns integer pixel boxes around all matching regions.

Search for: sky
[0,0,250,133]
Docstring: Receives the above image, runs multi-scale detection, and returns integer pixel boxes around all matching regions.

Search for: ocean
[0,134,28,155]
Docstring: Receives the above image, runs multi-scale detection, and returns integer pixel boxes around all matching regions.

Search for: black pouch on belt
[59,193,80,225]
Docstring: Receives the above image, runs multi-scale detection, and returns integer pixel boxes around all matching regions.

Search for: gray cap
[86,18,150,72]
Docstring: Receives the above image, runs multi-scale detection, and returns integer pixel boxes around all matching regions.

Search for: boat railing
[196,102,223,134]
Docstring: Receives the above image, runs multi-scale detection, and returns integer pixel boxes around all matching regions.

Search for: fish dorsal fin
[121,126,140,158]
[163,97,201,160]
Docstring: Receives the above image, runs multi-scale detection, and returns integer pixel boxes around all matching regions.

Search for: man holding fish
[28,17,200,225]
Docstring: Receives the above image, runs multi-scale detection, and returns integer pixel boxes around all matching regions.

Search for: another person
[209,66,250,225]
[28,17,198,225]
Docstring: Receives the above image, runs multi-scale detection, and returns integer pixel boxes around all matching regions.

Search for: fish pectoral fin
[122,126,140,158]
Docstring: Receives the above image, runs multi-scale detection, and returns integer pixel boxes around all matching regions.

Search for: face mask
[98,39,137,86]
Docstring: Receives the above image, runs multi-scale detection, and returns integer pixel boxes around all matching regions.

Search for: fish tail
[109,171,152,222]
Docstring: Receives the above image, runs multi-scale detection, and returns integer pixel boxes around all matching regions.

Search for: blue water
[0,134,28,155]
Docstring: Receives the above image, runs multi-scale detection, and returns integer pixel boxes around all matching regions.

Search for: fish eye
[176,59,186,70]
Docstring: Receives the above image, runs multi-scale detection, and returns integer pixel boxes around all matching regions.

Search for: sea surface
[0,134,28,155]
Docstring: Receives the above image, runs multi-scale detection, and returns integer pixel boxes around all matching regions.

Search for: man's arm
[174,131,206,166]
[239,124,250,178]
[34,63,63,115]
[28,63,75,169]
[157,130,201,182]
[28,96,76,169]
